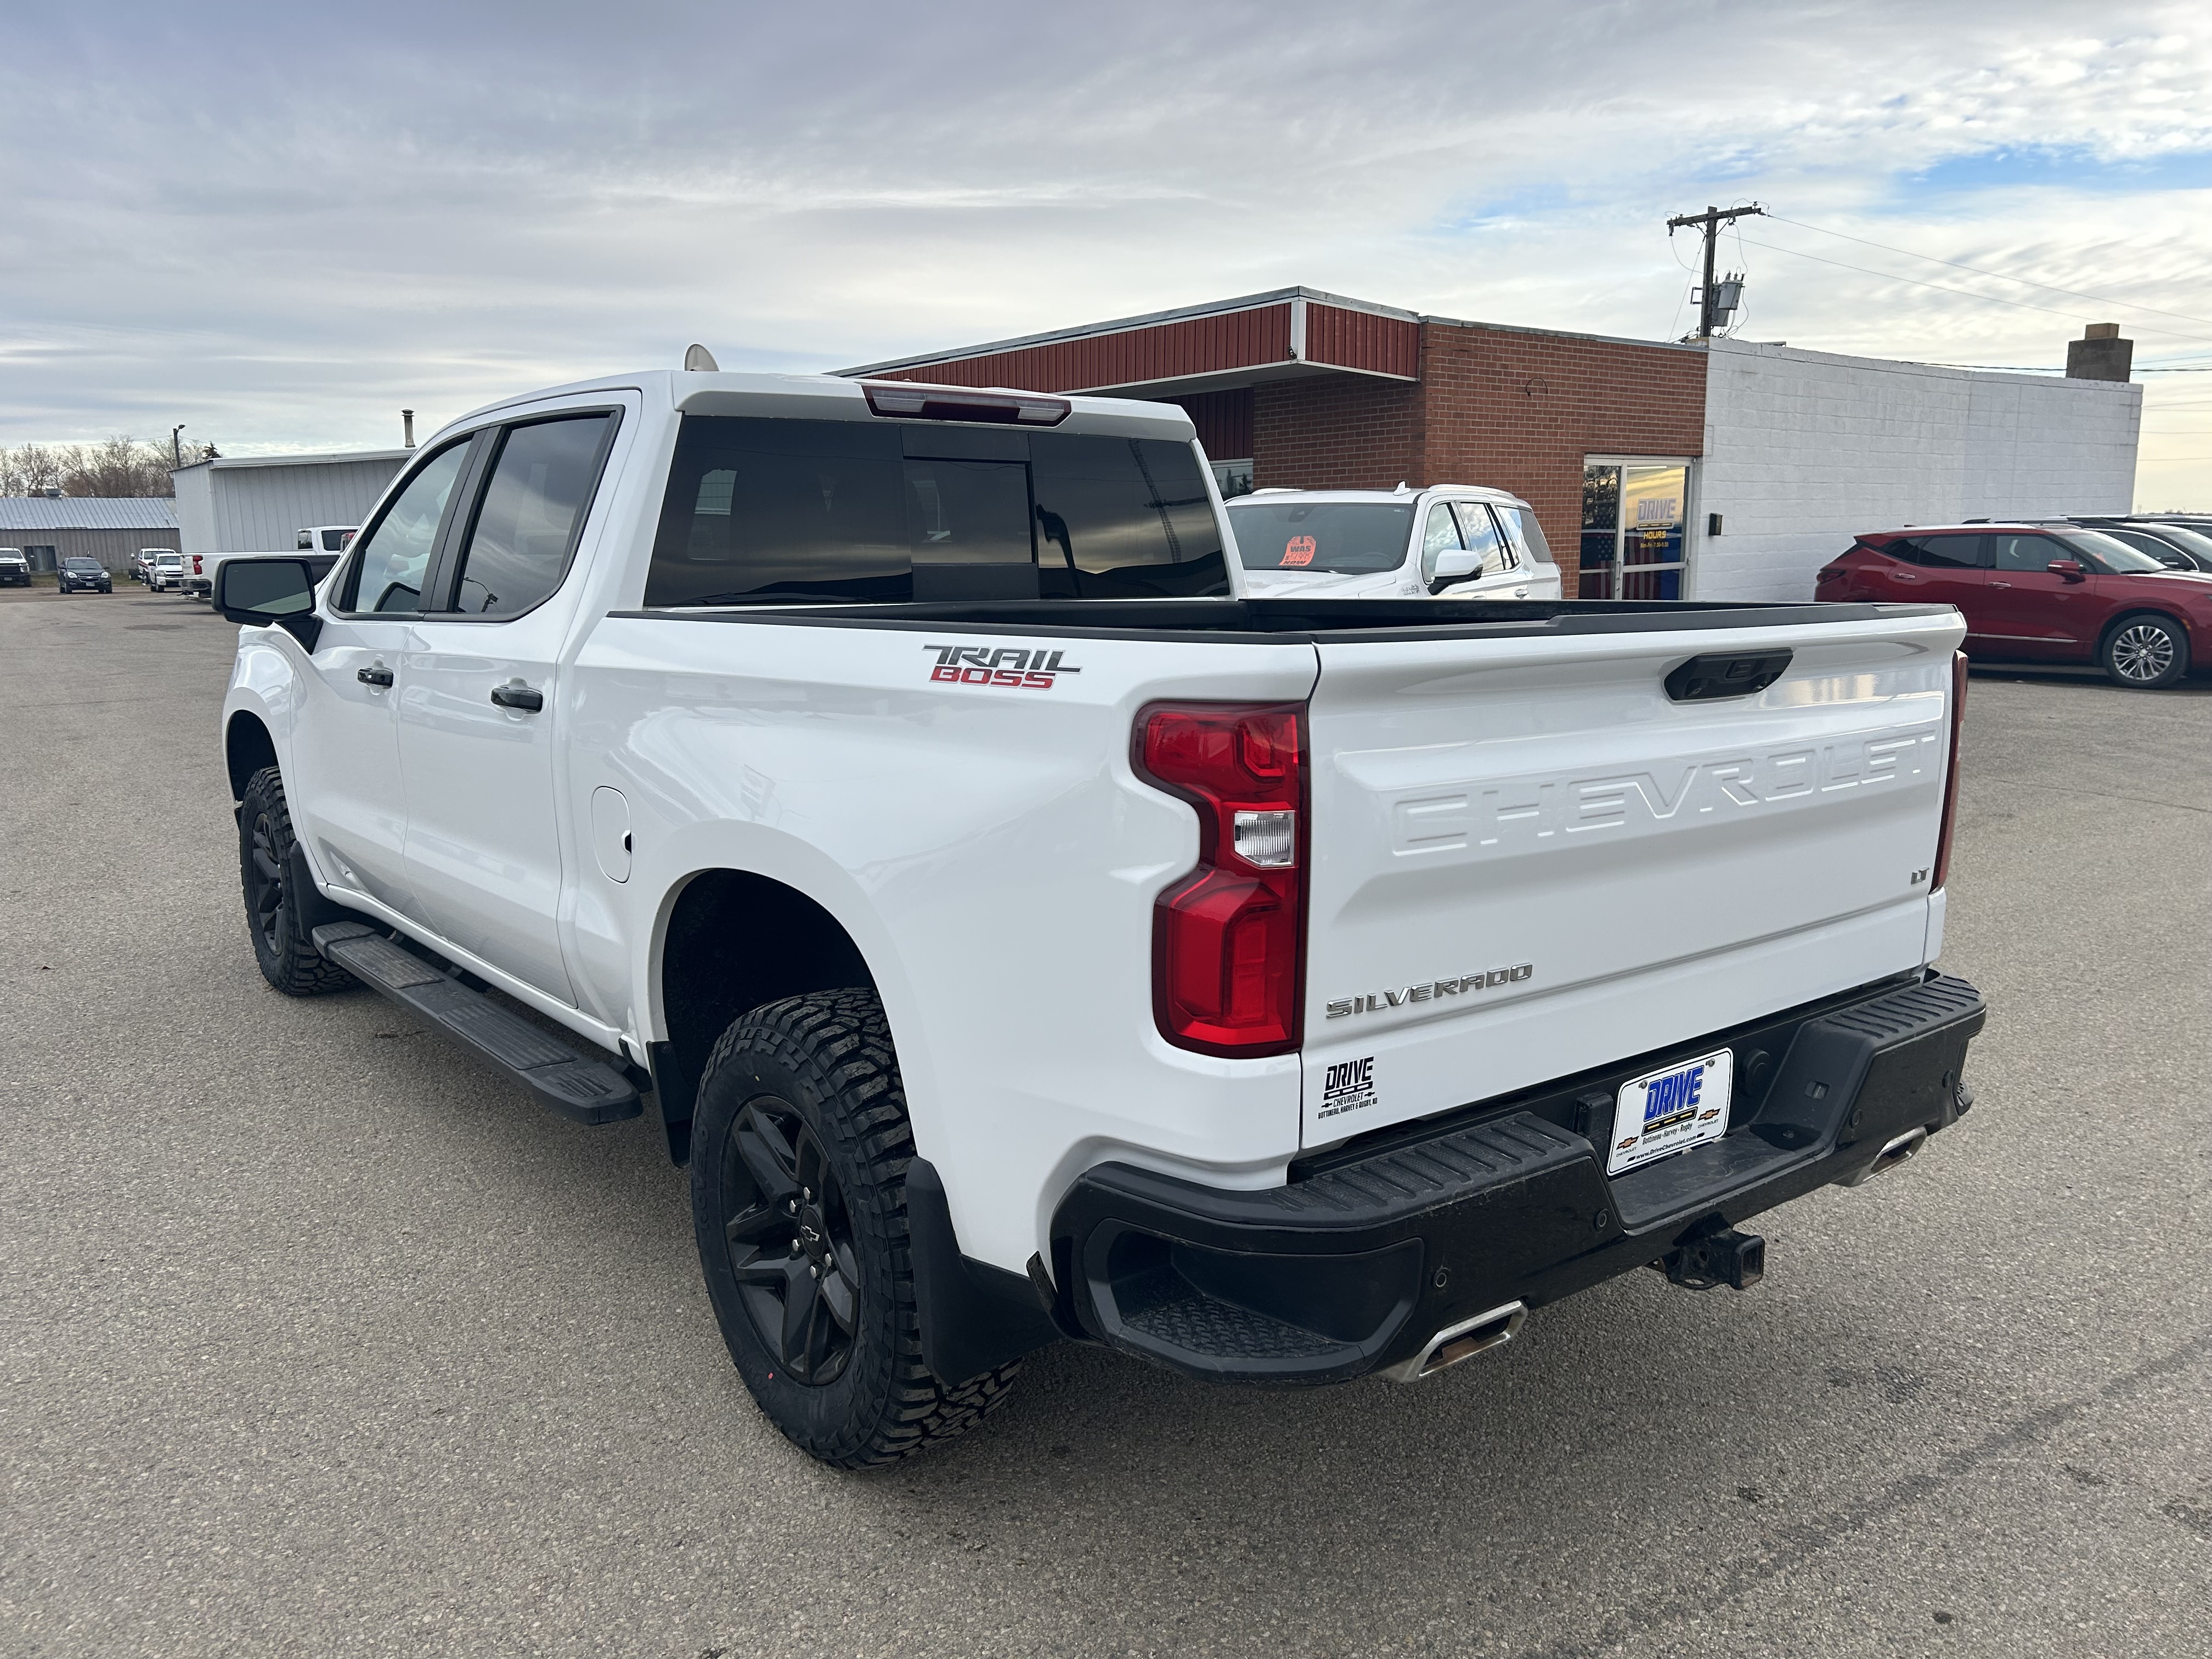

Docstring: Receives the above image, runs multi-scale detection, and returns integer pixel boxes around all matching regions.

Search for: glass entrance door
[1579,460,1692,599]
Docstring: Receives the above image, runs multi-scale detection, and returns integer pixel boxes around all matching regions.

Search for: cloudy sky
[5,0,2210,504]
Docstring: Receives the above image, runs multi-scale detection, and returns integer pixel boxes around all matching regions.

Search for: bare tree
[1,433,216,496]
[0,443,65,495]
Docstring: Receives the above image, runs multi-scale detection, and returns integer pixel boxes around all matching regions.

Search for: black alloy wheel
[720,1097,862,1386]
[236,765,354,996]
[246,806,286,955]
[690,990,1021,1467]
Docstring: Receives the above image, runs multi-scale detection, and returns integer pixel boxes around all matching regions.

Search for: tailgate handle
[1663,650,1792,702]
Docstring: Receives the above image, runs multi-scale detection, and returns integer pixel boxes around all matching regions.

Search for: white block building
[1696,341,2143,600]
[171,449,412,556]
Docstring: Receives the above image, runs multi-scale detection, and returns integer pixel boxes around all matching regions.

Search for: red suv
[1817,523,2212,689]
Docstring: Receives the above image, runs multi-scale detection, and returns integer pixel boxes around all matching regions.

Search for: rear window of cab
[646,416,1229,605]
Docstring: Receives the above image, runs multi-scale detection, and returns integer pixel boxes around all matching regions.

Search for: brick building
[839,289,2141,600]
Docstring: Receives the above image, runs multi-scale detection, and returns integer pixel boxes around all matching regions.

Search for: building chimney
[402,409,416,448]
[2066,323,2132,382]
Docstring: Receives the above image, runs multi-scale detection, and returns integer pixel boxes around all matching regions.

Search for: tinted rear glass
[1227,502,1414,573]
[646,416,1228,606]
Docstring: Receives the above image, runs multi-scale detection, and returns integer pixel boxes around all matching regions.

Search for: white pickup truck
[215,368,1985,1469]
[1232,484,1564,600]
[181,526,357,601]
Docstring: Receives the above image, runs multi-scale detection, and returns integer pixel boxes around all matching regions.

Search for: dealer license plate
[1606,1048,1734,1176]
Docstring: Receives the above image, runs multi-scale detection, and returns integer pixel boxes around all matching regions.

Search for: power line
[1766,213,2212,333]
[1735,237,2212,349]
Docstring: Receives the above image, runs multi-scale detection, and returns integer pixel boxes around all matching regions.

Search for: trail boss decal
[1327,963,1532,1019]
[926,644,1082,689]
[1317,1056,1378,1121]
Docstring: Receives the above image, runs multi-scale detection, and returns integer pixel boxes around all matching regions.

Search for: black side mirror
[215,556,323,648]
[2045,560,2086,583]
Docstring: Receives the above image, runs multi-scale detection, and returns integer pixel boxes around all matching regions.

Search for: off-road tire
[691,989,1019,1468]
[2100,613,2190,689]
[238,765,353,996]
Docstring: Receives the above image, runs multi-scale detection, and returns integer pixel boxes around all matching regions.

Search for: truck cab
[1229,485,1563,601]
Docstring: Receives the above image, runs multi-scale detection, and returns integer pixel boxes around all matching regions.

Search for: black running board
[311,923,642,1125]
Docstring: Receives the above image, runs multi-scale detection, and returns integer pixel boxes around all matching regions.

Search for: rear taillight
[1932,650,1968,891]
[1817,565,1847,584]
[1136,702,1307,1057]
[191,554,203,574]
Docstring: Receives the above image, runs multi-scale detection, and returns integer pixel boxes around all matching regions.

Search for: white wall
[172,464,217,554]
[1694,341,2142,600]
[174,454,409,554]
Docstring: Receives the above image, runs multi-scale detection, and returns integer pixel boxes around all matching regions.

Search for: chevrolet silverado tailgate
[1300,609,1963,1146]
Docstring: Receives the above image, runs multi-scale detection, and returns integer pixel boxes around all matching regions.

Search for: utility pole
[1667,204,1764,338]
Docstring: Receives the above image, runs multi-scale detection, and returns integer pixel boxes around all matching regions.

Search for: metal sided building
[839,289,2141,600]
[0,498,179,573]
[171,449,412,556]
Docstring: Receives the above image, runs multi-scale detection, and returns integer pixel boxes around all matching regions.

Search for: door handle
[357,665,393,686]
[489,681,544,712]
[1989,580,2012,589]
[1892,572,1920,582]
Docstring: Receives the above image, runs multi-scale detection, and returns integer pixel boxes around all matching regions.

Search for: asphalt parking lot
[3,584,2209,1658]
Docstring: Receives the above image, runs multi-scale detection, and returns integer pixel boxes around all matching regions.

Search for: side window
[1895,534,1988,569]
[342,440,471,613]
[1990,534,2056,573]
[1453,503,1513,575]
[448,414,614,617]
[1494,504,1550,565]
[1418,503,1461,585]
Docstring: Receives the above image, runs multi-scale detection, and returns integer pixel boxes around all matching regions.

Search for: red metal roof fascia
[1304,303,1420,379]
[872,303,1296,394]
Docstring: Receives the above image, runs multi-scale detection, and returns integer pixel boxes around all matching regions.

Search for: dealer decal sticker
[924,644,1082,689]
[1317,1055,1378,1122]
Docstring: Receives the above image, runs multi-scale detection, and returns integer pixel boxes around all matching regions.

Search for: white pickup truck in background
[215,368,1985,1469]
[1232,484,1563,600]
[181,526,356,601]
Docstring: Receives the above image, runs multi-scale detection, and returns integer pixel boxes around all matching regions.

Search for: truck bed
[612,595,1945,640]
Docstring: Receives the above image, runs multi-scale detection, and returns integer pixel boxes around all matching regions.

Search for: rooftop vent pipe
[402,409,415,448]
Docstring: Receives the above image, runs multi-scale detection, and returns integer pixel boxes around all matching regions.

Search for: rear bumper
[1048,971,1985,1384]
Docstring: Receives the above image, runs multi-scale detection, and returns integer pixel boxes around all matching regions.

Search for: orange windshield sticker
[1283,535,1317,567]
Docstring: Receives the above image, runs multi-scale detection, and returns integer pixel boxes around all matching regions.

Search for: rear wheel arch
[2096,607,2190,651]
[653,868,878,1163]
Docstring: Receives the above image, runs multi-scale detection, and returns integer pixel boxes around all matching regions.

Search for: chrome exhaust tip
[1381,1301,1526,1384]
[1842,1125,1929,1187]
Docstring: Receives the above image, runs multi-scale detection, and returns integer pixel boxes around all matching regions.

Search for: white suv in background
[1228,485,1561,600]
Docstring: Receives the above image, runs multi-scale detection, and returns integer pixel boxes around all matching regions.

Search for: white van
[1228,485,1562,600]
